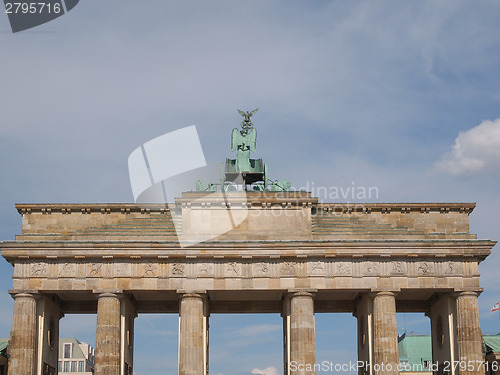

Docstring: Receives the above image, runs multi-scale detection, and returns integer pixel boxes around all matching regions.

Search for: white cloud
[436,118,500,176]
[251,366,280,375]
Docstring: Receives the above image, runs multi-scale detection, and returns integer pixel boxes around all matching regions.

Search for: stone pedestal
[95,292,122,375]
[288,291,316,375]
[8,292,38,375]
[178,293,209,375]
[456,291,483,375]
[372,292,399,375]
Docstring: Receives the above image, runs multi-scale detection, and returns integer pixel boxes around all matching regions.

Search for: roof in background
[0,339,8,354]
[398,334,432,365]
[484,335,500,353]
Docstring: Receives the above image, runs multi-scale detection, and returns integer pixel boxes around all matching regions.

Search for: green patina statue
[225,108,266,187]
[231,108,259,172]
[195,109,291,191]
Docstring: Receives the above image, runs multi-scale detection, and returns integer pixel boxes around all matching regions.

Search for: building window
[64,343,71,358]
[58,362,62,372]
[71,361,77,372]
[63,361,70,372]
[78,361,85,372]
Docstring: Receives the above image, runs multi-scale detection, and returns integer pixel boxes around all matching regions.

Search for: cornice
[1,238,494,262]
[14,201,477,215]
[316,202,476,214]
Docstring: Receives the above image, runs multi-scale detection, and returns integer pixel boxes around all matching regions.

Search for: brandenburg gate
[1,111,496,375]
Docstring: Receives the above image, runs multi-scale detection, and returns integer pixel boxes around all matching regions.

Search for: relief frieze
[225,261,240,276]
[58,262,74,277]
[197,262,214,277]
[444,261,461,275]
[143,262,157,277]
[114,263,129,278]
[87,263,102,277]
[309,261,325,275]
[417,261,433,275]
[20,257,470,284]
[391,261,406,275]
[253,262,270,277]
[30,262,47,276]
[363,261,378,276]
[336,262,352,276]
[280,261,296,276]
[171,262,185,276]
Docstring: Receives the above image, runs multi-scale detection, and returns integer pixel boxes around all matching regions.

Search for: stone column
[8,292,38,375]
[289,291,316,375]
[372,291,399,375]
[95,292,122,375]
[455,291,483,375]
[178,293,209,375]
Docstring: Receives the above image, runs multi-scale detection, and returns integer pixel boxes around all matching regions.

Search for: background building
[58,338,95,374]
[398,333,500,375]
[0,339,7,375]
[484,335,500,375]
[398,333,433,375]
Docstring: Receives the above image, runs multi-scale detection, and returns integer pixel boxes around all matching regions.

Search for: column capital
[453,290,482,298]
[8,289,40,300]
[93,289,124,299]
[177,290,207,299]
[287,289,317,299]
[369,290,399,298]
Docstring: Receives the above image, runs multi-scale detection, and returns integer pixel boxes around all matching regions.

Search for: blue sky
[1,1,500,374]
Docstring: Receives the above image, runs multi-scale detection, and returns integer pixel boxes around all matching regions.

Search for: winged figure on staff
[232,108,259,172]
